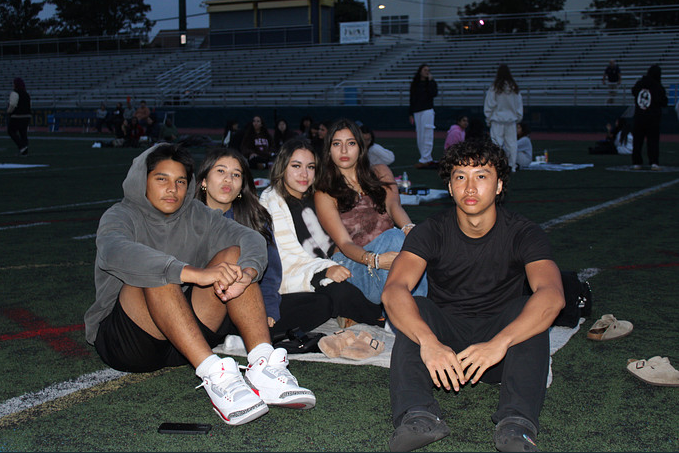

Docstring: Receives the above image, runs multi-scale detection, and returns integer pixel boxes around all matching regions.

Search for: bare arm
[457,259,565,383]
[383,251,467,391]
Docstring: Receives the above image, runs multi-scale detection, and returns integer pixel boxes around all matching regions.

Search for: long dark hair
[316,118,387,214]
[241,115,272,147]
[359,124,375,148]
[492,64,519,94]
[195,147,273,244]
[270,137,316,199]
[410,63,429,90]
[614,117,631,146]
[273,118,295,148]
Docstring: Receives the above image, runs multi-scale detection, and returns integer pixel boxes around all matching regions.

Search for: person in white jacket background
[484,64,523,172]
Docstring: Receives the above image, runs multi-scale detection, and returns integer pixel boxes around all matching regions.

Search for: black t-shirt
[402,206,552,317]
[286,195,335,259]
[605,65,621,83]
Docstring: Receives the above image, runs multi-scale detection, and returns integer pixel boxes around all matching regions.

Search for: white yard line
[0,222,50,231]
[539,178,679,231]
[0,369,128,418]
[1,178,677,419]
[0,199,119,216]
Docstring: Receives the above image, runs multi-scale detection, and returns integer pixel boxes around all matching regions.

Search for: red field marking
[1,308,89,357]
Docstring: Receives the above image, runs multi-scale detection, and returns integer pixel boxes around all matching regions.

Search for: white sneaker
[196,357,268,425]
[651,164,660,171]
[244,348,316,409]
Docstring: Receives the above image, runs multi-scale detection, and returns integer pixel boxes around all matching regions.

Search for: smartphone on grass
[158,422,212,435]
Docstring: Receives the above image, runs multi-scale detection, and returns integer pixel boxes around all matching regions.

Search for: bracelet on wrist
[401,223,415,233]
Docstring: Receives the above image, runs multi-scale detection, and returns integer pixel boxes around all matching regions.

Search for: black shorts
[94,288,233,373]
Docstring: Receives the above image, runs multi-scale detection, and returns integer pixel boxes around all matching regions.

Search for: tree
[584,0,679,29]
[0,0,48,40]
[334,0,368,24]
[46,0,154,37]
[455,0,566,34]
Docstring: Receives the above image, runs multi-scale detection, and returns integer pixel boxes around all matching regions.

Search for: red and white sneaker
[196,357,268,425]
[244,348,316,409]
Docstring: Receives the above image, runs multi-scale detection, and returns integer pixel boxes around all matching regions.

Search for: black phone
[157,422,212,435]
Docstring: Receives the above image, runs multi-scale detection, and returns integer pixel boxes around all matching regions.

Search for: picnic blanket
[213,317,584,388]
[525,162,594,171]
[0,163,49,169]
[399,189,449,206]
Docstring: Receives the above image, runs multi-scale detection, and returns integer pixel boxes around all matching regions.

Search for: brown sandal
[318,330,357,358]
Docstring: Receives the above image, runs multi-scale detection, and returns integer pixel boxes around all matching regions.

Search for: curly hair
[315,118,388,214]
[438,138,510,204]
[195,147,273,244]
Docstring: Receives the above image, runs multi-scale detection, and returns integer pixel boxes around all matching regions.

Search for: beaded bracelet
[401,223,416,234]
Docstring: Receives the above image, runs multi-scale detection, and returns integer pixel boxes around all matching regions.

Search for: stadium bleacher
[1,28,677,108]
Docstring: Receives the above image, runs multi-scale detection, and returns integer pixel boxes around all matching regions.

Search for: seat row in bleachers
[3,28,677,108]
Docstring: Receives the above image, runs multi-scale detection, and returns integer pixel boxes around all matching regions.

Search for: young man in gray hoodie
[85,143,315,426]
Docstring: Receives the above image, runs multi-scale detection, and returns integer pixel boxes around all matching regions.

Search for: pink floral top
[339,194,394,247]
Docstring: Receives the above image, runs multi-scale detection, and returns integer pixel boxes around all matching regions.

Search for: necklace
[345,176,364,198]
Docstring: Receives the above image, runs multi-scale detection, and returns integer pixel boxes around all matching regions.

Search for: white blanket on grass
[399,189,449,206]
[525,162,594,171]
[212,318,585,388]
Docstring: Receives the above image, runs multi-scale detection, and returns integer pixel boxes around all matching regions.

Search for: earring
[201,185,206,192]
[237,193,242,199]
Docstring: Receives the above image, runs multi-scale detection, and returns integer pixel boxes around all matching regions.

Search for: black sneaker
[493,416,539,452]
[19,146,28,156]
[389,410,450,452]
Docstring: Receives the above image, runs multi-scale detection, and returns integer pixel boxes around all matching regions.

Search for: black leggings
[270,292,333,337]
[313,276,383,325]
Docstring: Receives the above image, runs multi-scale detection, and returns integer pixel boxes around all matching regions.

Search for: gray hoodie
[84,146,267,344]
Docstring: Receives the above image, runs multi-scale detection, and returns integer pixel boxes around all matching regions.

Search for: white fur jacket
[259,186,336,293]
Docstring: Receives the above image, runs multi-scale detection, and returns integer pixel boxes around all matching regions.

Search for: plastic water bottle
[543,150,549,163]
[401,171,411,193]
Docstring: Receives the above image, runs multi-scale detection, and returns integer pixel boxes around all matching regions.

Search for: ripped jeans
[331,228,428,305]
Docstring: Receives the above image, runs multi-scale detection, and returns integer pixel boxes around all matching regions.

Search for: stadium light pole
[366,1,385,42]
[179,0,187,46]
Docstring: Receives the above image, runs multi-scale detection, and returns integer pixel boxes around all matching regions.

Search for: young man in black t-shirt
[382,139,565,452]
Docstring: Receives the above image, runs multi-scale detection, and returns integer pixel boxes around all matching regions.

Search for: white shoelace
[196,370,251,398]
[240,363,298,385]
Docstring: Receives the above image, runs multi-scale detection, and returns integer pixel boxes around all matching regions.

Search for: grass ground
[0,132,677,452]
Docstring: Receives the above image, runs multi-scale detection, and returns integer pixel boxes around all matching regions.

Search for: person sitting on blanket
[195,146,333,337]
[314,118,427,307]
[85,143,315,427]
[260,138,384,328]
[382,138,565,452]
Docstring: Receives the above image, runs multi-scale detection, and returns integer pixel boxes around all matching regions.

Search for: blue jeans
[331,228,428,305]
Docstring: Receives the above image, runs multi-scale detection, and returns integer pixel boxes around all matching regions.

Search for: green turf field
[1,133,678,452]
